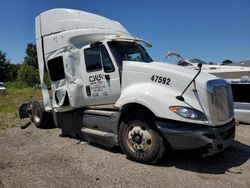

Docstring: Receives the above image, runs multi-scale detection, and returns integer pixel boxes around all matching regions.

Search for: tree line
[0,43,40,87]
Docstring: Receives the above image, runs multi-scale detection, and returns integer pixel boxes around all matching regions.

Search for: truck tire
[118,113,164,164]
[31,100,53,128]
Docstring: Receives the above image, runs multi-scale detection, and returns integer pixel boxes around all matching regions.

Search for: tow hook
[21,121,32,129]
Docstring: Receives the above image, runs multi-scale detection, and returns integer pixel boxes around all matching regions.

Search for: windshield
[108,41,153,69]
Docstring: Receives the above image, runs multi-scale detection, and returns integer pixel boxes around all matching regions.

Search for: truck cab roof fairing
[35,8,129,39]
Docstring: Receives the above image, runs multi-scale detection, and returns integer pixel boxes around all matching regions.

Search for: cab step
[81,127,118,148]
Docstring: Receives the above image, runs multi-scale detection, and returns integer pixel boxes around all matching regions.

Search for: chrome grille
[207,80,234,125]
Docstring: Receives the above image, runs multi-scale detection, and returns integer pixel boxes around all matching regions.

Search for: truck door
[82,43,121,105]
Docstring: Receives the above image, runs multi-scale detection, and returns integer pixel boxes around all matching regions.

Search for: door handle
[105,75,110,81]
[86,86,91,96]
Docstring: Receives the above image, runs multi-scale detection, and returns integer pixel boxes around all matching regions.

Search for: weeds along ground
[0,84,42,129]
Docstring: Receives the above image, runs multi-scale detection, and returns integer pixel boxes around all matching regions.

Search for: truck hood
[122,61,218,90]
[118,60,234,126]
[119,61,220,125]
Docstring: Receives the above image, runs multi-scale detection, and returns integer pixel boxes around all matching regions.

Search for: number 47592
[151,75,171,85]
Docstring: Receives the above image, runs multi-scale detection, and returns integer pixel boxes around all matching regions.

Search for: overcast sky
[0,0,249,64]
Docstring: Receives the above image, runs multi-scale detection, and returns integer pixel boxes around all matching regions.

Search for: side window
[101,45,115,73]
[84,47,102,72]
[108,42,124,70]
[127,52,142,62]
[47,56,65,82]
[84,45,115,73]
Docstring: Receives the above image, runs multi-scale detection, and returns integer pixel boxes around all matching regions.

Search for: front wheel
[118,113,164,164]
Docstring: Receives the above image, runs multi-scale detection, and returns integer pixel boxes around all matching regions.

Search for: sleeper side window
[84,47,102,72]
[47,56,65,82]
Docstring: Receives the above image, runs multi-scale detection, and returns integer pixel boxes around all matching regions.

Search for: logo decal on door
[88,74,109,97]
[89,74,104,83]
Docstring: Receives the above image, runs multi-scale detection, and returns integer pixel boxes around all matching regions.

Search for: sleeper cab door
[82,43,121,105]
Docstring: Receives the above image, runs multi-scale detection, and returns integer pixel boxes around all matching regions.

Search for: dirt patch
[0,112,20,129]
[0,123,250,188]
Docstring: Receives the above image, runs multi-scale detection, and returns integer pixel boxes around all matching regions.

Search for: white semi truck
[19,9,235,163]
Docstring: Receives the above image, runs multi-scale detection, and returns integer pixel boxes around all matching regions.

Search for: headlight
[169,106,207,121]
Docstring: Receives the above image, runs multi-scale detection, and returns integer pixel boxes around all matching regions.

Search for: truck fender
[115,83,181,119]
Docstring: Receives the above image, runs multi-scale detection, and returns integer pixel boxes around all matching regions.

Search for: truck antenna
[176,63,202,101]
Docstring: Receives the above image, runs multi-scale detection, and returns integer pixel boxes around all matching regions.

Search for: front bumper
[156,118,235,156]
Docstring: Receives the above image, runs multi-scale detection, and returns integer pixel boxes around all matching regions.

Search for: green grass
[0,85,42,114]
[0,82,43,129]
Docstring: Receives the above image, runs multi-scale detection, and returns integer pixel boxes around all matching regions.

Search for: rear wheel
[31,100,54,128]
[118,113,164,163]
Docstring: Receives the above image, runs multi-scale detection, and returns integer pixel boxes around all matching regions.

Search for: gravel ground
[0,122,250,188]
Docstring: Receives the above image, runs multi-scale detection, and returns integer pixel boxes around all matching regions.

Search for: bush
[18,64,40,87]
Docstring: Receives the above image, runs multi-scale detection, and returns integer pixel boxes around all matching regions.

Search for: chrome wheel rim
[127,124,153,153]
